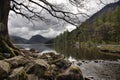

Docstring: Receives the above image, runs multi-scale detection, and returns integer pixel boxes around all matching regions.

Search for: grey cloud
[8,0,117,39]
[8,11,66,39]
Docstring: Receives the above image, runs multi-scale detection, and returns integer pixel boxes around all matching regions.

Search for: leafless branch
[10,0,90,26]
[97,0,106,5]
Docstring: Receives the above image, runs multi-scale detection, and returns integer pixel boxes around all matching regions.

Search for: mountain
[28,35,51,44]
[87,0,120,23]
[10,36,28,44]
[10,35,52,44]
[54,1,120,44]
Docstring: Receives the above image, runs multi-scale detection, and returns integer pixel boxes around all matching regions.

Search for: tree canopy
[9,0,91,26]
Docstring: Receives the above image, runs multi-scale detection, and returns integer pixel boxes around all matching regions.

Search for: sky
[8,0,118,39]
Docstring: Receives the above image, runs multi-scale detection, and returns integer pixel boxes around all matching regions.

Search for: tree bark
[0,0,10,40]
[0,0,19,58]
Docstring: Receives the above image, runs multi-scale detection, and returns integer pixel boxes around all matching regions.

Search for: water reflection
[15,44,120,60]
[54,44,120,60]
[15,44,54,52]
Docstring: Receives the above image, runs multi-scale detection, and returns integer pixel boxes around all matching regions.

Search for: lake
[15,44,120,80]
[15,44,120,60]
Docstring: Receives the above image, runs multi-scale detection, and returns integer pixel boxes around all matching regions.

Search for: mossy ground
[98,45,120,53]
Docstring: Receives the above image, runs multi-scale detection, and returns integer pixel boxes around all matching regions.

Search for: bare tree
[0,0,113,57]
[0,0,88,57]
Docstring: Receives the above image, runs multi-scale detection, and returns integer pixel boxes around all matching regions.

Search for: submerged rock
[85,77,91,80]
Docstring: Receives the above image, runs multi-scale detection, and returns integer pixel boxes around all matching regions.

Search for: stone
[77,62,82,66]
[56,65,84,80]
[85,76,94,80]
[4,56,28,68]
[85,77,91,80]
[40,52,56,60]
[47,54,65,64]
[43,64,57,79]
[27,74,39,80]
[25,59,49,77]
[34,59,50,69]
[94,60,99,63]
[8,67,27,80]
[30,48,39,53]
[0,61,10,78]
[55,59,71,70]
[21,49,39,58]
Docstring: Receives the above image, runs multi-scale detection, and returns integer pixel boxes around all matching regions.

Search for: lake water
[15,44,120,80]
[15,44,120,60]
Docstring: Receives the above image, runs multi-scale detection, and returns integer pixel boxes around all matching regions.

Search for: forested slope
[54,1,120,45]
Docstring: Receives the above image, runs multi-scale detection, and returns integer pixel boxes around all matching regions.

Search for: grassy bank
[97,45,120,53]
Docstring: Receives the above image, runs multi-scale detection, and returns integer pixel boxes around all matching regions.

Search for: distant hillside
[54,1,120,44]
[87,0,120,23]
[10,35,52,44]
[28,35,51,44]
[10,36,28,44]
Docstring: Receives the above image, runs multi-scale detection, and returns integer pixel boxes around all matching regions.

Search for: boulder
[8,67,27,80]
[34,59,50,69]
[25,59,49,77]
[30,48,39,53]
[21,49,39,58]
[47,54,65,64]
[85,77,91,80]
[56,65,84,80]
[4,56,28,68]
[40,52,57,60]
[27,74,39,80]
[43,64,57,79]
[55,59,71,70]
[0,61,10,78]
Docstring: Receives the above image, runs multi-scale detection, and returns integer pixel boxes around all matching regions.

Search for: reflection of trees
[54,44,120,60]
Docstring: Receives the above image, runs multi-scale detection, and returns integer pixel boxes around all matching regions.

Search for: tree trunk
[0,0,19,58]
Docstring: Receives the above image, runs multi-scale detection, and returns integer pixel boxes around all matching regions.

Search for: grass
[98,45,120,53]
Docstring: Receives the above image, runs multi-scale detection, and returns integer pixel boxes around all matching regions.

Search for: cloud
[8,11,66,39]
[8,0,117,39]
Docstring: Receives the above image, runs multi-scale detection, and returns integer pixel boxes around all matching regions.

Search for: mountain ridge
[10,35,52,44]
[86,0,120,23]
[54,0,120,44]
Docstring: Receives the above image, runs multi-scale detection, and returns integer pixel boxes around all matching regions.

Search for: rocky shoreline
[0,49,89,80]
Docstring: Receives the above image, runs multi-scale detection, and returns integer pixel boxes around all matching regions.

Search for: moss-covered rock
[56,65,84,80]
[27,74,39,80]
[0,50,85,80]
[0,61,10,78]
[55,59,71,70]
[4,56,28,68]
[8,67,27,80]
[25,59,49,77]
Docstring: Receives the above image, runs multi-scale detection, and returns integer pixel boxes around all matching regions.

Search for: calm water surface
[15,44,120,60]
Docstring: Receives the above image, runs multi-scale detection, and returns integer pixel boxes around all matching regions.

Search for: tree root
[0,40,23,58]
[0,53,5,60]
